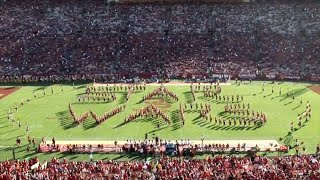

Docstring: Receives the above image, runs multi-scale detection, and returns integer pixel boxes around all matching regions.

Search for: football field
[0,81,319,161]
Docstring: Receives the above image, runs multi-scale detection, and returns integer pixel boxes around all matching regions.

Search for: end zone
[0,87,20,100]
[308,85,320,95]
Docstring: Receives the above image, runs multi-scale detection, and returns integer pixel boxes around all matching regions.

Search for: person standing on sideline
[279,87,282,95]
[12,148,15,160]
[89,151,93,162]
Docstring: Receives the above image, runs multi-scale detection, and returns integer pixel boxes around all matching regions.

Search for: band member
[279,87,282,95]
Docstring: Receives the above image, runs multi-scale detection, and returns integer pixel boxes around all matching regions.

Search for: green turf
[0,81,319,161]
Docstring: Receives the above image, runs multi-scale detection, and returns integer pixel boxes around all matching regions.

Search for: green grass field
[0,81,319,161]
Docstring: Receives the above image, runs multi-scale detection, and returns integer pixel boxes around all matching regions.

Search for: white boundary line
[51,135,320,141]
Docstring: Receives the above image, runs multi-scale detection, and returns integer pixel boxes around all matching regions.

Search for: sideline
[93,82,232,87]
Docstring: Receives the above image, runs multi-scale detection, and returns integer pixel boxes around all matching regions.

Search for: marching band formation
[78,92,117,103]
[86,84,146,93]
[190,83,222,101]
[125,104,171,125]
[69,103,89,124]
[69,83,271,127]
[90,105,126,124]
[292,101,312,131]
[143,84,178,102]
[44,83,314,132]
[224,103,267,126]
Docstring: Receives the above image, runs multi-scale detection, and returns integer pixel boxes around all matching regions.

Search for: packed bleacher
[0,1,320,82]
[1,1,320,178]
[6,136,320,179]
[1,153,319,179]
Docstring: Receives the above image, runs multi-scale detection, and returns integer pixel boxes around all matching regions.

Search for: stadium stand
[0,1,320,82]
[1,0,320,179]
[0,154,319,179]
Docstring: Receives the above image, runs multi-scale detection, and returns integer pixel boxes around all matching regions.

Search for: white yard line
[1,105,37,139]
[67,131,74,140]
[46,125,58,138]
[113,95,129,141]
[43,104,62,139]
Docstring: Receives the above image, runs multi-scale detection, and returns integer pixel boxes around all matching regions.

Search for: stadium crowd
[1,1,320,179]
[0,154,319,179]
[0,1,320,82]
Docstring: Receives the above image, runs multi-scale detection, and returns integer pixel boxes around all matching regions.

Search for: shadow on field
[113,122,126,129]
[147,126,167,135]
[284,101,292,106]
[271,95,280,99]
[76,85,87,89]
[253,91,263,96]
[76,92,86,96]
[0,128,17,135]
[113,116,169,130]
[192,116,212,128]
[136,99,144,104]
[279,88,309,102]
[111,153,146,161]
[83,118,98,130]
[170,110,182,131]
[217,111,228,116]
[279,132,295,150]
[118,92,128,104]
[183,91,194,103]
[207,124,262,131]
[292,104,301,111]
[0,125,11,129]
[202,113,264,131]
[33,87,45,91]
[263,93,272,98]
[56,111,77,130]
[141,117,167,127]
